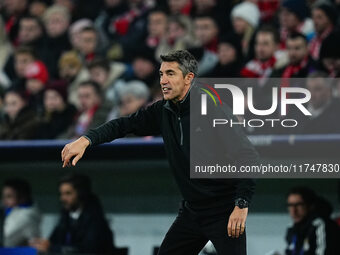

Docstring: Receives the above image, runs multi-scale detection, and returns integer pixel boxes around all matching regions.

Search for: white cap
[231,1,260,28]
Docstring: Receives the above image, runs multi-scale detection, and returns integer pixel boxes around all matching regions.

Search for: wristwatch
[235,198,249,209]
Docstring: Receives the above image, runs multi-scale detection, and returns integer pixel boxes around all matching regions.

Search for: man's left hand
[227,206,248,238]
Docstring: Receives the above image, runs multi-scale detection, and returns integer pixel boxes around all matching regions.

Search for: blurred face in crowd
[232,17,248,35]
[280,8,300,31]
[78,85,101,111]
[105,0,122,8]
[18,18,43,45]
[44,89,65,112]
[59,64,81,81]
[26,79,44,95]
[3,0,27,15]
[148,11,167,38]
[307,78,332,109]
[159,61,193,102]
[29,1,48,17]
[79,29,97,55]
[312,8,332,35]
[59,183,80,211]
[89,67,109,86]
[286,37,308,65]
[4,92,26,121]
[287,194,309,223]
[218,42,236,65]
[54,0,74,11]
[15,52,35,77]
[322,58,340,74]
[45,12,70,38]
[194,0,216,12]
[194,17,218,46]
[168,0,189,14]
[255,32,277,62]
[2,186,18,208]
[119,94,147,116]
[133,58,155,79]
[168,20,186,41]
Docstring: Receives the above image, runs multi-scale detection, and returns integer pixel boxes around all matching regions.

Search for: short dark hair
[79,80,102,97]
[287,32,308,45]
[3,178,33,204]
[160,50,198,76]
[287,186,317,206]
[257,25,280,44]
[87,58,110,72]
[14,46,37,59]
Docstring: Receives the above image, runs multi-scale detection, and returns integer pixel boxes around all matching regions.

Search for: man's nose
[160,76,168,85]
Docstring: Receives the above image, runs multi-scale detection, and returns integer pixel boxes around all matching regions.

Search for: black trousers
[157,202,246,255]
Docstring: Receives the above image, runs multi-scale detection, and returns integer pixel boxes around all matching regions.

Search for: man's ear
[185,72,195,85]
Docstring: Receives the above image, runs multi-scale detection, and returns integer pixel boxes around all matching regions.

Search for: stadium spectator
[24,60,49,114]
[107,80,150,120]
[319,30,340,77]
[0,18,13,78]
[37,81,76,139]
[17,15,46,51]
[241,25,288,80]
[309,1,337,61]
[78,26,101,63]
[58,51,90,107]
[279,0,314,47]
[69,19,94,52]
[286,71,340,134]
[87,58,126,103]
[194,15,219,53]
[231,1,260,57]
[146,9,168,49]
[168,0,192,15]
[2,178,41,247]
[1,0,29,45]
[207,33,243,78]
[285,186,340,255]
[30,173,115,254]
[43,4,72,78]
[65,80,109,138]
[0,89,39,140]
[272,33,316,79]
[28,0,50,18]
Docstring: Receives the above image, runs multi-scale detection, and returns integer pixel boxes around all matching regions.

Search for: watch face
[236,199,248,208]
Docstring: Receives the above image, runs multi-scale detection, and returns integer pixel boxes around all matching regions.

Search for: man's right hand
[61,136,90,168]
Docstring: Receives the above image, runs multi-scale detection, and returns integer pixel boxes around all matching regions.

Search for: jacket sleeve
[218,103,258,204]
[85,100,163,146]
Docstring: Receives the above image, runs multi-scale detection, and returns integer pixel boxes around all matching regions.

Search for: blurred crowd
[1,0,340,139]
[1,176,340,254]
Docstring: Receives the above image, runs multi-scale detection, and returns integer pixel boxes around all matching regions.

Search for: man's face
[2,187,18,208]
[4,0,27,15]
[280,8,300,31]
[133,58,155,79]
[4,92,26,121]
[45,12,70,38]
[194,17,218,46]
[148,12,167,38]
[59,64,80,80]
[44,89,65,112]
[89,67,109,86]
[59,183,80,211]
[168,0,189,14]
[26,79,44,95]
[159,61,192,102]
[120,94,146,116]
[78,85,100,111]
[255,32,277,62]
[287,38,308,65]
[15,53,34,77]
[312,8,332,35]
[307,78,332,109]
[79,30,97,55]
[287,194,309,223]
[218,42,236,65]
[18,18,42,44]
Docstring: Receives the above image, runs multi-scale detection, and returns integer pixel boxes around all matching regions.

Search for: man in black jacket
[30,173,115,254]
[62,50,258,255]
